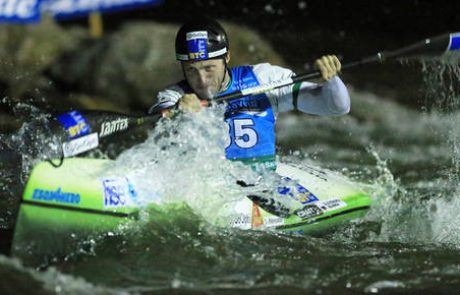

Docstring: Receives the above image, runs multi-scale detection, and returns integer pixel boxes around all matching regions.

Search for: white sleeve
[252,63,350,115]
[252,63,295,113]
[148,84,185,114]
[296,76,350,116]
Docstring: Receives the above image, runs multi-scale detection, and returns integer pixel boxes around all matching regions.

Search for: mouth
[197,86,217,99]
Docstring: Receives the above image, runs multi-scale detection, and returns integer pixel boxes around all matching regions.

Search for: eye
[184,67,196,74]
[204,66,215,72]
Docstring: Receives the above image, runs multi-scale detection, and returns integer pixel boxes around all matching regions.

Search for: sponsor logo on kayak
[99,118,128,137]
[294,199,346,220]
[304,166,328,182]
[294,204,323,219]
[102,177,137,208]
[278,177,319,205]
[317,199,347,211]
[230,214,251,229]
[32,187,80,205]
[263,216,284,227]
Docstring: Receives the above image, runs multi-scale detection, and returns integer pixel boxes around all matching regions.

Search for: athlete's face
[182,55,230,99]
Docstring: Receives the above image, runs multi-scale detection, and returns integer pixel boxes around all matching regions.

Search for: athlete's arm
[148,84,185,114]
[253,59,350,116]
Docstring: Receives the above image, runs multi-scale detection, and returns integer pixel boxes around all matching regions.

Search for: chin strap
[219,56,231,92]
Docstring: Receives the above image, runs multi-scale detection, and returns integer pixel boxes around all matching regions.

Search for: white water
[5,86,460,294]
[107,105,278,227]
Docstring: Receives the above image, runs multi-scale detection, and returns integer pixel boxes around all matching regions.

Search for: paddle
[49,31,460,161]
[41,110,162,166]
[214,32,460,102]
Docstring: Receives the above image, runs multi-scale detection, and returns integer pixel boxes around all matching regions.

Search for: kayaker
[148,19,350,216]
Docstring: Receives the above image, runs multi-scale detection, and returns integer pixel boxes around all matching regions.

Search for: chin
[198,89,217,100]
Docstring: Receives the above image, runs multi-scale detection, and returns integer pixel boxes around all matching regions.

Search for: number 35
[225,118,258,149]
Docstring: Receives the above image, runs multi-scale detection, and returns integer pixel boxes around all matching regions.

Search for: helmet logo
[186,31,208,61]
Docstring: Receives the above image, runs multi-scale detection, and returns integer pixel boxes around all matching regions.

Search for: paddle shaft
[214,32,460,103]
[55,32,460,157]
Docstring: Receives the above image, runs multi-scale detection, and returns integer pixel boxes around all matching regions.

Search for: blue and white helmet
[175,19,229,62]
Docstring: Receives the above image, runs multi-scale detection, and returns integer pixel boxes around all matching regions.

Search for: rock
[0,17,86,104]
[48,20,287,111]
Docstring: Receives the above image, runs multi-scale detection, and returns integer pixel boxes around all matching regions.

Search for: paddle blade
[54,110,162,141]
[447,32,460,52]
[382,32,460,60]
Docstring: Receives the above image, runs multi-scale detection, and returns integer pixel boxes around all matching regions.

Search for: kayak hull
[12,158,372,262]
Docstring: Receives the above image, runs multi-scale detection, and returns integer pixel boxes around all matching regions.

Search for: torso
[220,66,276,170]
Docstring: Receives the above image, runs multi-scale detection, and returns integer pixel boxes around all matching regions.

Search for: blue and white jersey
[221,66,276,164]
[149,63,351,167]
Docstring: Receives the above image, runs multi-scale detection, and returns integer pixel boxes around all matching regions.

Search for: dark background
[61,0,460,109]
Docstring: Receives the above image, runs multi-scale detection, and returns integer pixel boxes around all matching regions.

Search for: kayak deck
[11,158,372,262]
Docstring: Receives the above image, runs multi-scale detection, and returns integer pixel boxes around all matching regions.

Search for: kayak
[11,157,372,261]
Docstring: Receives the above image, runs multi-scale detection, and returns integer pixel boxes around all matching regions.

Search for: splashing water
[0,101,64,175]
[4,56,460,293]
[359,55,460,245]
[106,104,281,228]
[421,54,460,111]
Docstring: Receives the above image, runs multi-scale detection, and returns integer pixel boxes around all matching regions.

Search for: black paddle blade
[382,32,460,60]
[53,110,161,141]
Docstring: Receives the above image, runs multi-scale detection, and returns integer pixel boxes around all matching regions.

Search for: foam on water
[2,56,460,293]
[105,104,280,227]
[0,254,129,295]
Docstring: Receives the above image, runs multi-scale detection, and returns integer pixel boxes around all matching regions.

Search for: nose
[198,71,208,86]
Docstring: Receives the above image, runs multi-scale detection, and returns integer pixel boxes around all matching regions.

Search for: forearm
[295,76,350,116]
[148,85,185,114]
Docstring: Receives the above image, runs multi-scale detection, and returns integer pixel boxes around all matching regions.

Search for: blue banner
[0,0,40,23]
[42,0,163,20]
[449,33,460,51]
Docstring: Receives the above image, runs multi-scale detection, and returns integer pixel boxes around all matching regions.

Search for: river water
[1,61,460,294]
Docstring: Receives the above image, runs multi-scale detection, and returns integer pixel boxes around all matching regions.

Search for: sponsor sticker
[229,200,252,229]
[99,118,129,137]
[304,166,328,182]
[240,78,294,96]
[62,132,99,157]
[263,216,284,227]
[230,214,251,229]
[102,177,137,208]
[294,204,323,219]
[32,187,80,205]
[294,198,347,220]
[316,198,347,212]
[278,177,319,204]
[56,111,91,139]
[186,30,208,60]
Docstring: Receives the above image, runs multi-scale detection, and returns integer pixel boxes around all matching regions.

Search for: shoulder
[229,63,294,86]
[148,81,189,114]
[251,63,294,84]
[157,84,183,103]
